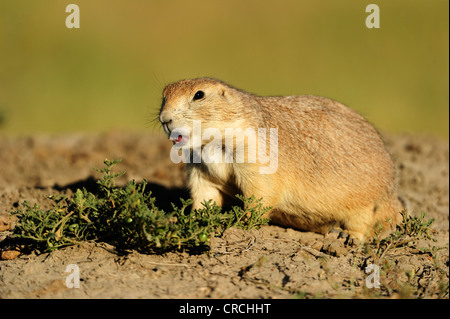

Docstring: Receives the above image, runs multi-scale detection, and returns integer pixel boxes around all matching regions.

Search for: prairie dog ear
[218,84,230,100]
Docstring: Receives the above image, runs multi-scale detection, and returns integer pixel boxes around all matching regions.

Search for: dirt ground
[0,130,448,299]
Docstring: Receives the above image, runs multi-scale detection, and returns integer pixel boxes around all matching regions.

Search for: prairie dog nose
[159,111,172,124]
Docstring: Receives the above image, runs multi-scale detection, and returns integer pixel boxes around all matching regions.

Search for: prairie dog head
[159,78,245,148]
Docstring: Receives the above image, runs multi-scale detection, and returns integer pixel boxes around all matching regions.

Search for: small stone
[0,216,11,232]
[322,239,348,257]
[1,250,20,260]
[311,240,323,251]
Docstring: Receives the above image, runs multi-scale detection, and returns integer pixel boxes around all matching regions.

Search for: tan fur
[159,78,403,240]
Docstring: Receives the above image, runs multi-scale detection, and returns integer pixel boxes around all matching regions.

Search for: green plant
[371,211,435,260]
[356,211,447,298]
[11,159,270,253]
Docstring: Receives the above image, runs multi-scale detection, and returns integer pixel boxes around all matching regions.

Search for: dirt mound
[0,131,448,298]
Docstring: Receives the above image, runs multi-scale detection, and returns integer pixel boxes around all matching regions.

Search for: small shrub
[371,211,436,260]
[11,159,270,253]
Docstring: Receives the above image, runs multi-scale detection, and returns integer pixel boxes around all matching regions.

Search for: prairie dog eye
[193,90,205,101]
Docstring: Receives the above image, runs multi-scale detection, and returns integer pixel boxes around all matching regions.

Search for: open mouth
[169,130,190,147]
[172,134,184,145]
[164,125,190,147]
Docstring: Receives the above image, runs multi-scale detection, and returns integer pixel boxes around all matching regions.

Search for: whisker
[144,107,163,129]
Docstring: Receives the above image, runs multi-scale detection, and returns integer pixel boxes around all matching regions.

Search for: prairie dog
[159,77,403,240]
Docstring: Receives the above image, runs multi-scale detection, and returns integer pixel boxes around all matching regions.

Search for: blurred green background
[0,0,448,138]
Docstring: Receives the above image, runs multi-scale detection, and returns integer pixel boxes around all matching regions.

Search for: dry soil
[0,131,448,298]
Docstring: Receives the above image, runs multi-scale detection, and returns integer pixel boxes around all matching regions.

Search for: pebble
[1,250,20,260]
[322,238,348,257]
